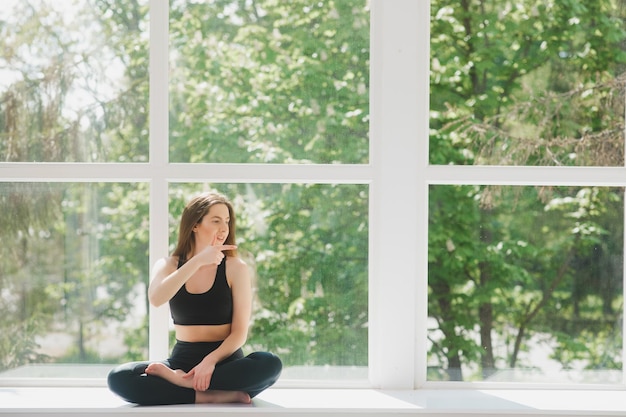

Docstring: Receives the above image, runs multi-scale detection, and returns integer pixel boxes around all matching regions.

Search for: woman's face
[195,203,230,245]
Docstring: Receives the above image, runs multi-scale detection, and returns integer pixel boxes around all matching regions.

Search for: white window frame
[1,0,623,391]
[419,0,626,391]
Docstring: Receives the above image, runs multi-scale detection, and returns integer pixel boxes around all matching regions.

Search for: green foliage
[431,0,626,166]
[3,0,624,384]
[169,183,368,367]
[0,183,65,369]
[1,0,369,372]
[168,0,369,164]
[428,0,626,381]
[0,182,148,370]
[58,347,114,364]
[0,316,50,369]
[122,316,149,363]
[429,184,623,380]
[0,0,149,163]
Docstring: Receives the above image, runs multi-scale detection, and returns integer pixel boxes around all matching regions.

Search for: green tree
[169,0,369,164]
[0,0,149,368]
[169,183,368,367]
[431,0,626,166]
[429,185,623,381]
[429,0,626,380]
[2,0,369,371]
[166,0,370,368]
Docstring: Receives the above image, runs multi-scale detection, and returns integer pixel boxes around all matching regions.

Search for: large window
[0,182,149,378]
[428,184,624,383]
[0,0,371,386]
[167,183,369,375]
[0,0,149,163]
[168,0,370,164]
[429,0,625,168]
[428,0,626,385]
[5,0,623,392]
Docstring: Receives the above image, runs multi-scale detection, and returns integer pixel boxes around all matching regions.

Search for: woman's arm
[207,256,252,359]
[185,256,253,391]
[148,243,237,307]
[147,256,198,307]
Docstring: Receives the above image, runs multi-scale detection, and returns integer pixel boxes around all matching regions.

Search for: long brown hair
[172,192,238,263]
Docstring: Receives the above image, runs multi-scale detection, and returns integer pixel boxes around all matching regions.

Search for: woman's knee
[107,362,146,395]
[107,364,128,394]
[107,368,124,397]
[249,351,283,378]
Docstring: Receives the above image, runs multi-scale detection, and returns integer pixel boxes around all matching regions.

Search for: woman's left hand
[184,359,216,391]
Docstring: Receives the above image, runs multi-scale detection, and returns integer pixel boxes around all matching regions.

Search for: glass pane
[428,185,623,383]
[169,1,370,164]
[430,1,626,166]
[0,0,149,162]
[168,183,368,382]
[0,182,149,380]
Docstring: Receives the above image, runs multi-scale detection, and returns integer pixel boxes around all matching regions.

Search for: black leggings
[107,340,282,405]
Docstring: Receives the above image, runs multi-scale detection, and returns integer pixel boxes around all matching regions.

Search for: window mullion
[369,0,422,389]
[148,0,170,361]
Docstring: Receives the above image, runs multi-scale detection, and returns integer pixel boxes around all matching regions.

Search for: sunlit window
[3,0,625,391]
[430,0,625,167]
[0,182,149,378]
[428,0,626,383]
[0,0,369,384]
[168,0,370,164]
[428,185,623,382]
[0,0,149,163]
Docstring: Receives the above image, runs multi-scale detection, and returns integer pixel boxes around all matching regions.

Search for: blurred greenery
[428,0,625,380]
[0,0,369,372]
[0,0,625,384]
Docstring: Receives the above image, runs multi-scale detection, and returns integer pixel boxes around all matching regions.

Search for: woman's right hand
[194,235,236,266]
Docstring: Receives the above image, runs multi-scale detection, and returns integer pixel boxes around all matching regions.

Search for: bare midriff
[174,323,231,342]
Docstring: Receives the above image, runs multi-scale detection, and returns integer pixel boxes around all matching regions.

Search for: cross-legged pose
[107,192,282,405]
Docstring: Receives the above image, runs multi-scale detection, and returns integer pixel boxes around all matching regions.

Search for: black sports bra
[169,258,233,325]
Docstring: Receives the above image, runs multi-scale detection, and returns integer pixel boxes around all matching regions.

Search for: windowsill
[2,386,626,416]
[3,365,626,416]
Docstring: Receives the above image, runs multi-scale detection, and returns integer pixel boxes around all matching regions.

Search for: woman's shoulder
[153,255,179,272]
[225,255,247,269]
[225,256,250,282]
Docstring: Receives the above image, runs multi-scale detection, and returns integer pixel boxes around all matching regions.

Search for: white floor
[2,387,626,417]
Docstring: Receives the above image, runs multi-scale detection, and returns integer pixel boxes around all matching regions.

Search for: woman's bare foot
[145,362,193,388]
[195,390,251,404]
[145,362,251,404]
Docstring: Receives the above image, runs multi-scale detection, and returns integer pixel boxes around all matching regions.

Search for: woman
[107,192,282,405]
